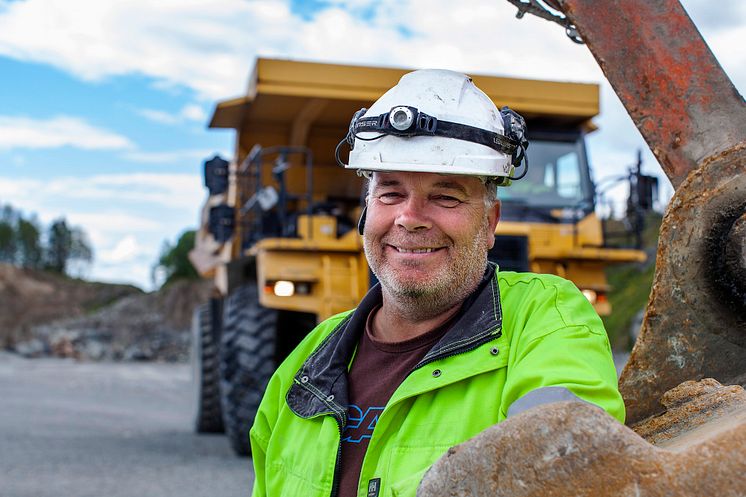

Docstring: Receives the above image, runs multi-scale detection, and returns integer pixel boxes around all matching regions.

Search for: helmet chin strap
[357,205,367,236]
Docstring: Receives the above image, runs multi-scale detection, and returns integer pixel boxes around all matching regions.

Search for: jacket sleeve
[249,424,268,497]
[499,276,625,423]
[250,361,288,497]
[249,381,275,497]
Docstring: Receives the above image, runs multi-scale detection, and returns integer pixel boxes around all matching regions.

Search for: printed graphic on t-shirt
[342,404,384,444]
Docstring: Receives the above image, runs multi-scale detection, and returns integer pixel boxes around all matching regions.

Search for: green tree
[155,229,199,288]
[70,226,93,263]
[45,218,72,273]
[67,226,94,277]
[0,205,18,263]
[45,218,93,275]
[0,221,15,263]
[16,217,43,268]
[0,206,92,274]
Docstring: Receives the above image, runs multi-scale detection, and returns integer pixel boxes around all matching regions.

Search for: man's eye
[378,192,403,204]
[433,195,462,207]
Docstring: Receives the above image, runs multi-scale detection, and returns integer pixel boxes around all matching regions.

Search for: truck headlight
[582,289,597,304]
[273,280,295,297]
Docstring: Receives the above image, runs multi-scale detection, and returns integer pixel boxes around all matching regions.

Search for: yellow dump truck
[188,57,647,455]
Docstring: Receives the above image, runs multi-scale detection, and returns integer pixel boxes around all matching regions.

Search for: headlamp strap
[351,106,526,160]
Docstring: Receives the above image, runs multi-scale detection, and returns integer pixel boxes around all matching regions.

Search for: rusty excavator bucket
[418,1,746,495]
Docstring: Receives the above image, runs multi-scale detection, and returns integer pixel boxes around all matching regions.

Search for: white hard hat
[336,69,528,185]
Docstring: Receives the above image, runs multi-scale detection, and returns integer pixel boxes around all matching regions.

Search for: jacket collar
[286,263,503,423]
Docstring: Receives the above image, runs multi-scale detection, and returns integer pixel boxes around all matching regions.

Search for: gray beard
[364,224,490,322]
[378,258,487,321]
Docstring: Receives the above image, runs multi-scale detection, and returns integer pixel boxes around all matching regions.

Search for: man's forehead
[370,171,482,193]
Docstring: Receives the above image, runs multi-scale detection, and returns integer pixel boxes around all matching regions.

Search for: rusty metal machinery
[507,0,746,424]
[419,1,745,495]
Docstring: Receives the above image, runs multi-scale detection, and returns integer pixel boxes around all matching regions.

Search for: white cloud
[0,115,134,151]
[135,108,179,126]
[50,173,204,210]
[0,0,601,101]
[0,173,200,209]
[0,173,204,225]
[0,172,204,289]
[180,104,207,122]
[123,148,224,165]
[682,0,746,31]
[0,0,294,100]
[0,0,739,102]
[99,235,142,264]
[68,211,164,234]
[135,103,208,126]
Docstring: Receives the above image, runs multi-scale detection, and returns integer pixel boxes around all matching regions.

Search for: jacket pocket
[268,460,328,497]
[390,466,429,497]
[387,445,452,497]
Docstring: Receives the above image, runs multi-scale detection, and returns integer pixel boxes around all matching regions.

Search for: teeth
[397,248,434,253]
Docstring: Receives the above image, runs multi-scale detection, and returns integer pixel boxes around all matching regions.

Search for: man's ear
[486,200,501,249]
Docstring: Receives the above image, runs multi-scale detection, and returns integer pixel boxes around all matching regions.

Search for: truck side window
[556,153,581,199]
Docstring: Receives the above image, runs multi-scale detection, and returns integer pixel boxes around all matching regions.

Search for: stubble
[363,213,491,321]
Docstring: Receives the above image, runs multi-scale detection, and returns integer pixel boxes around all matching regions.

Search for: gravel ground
[0,352,252,497]
[0,350,631,497]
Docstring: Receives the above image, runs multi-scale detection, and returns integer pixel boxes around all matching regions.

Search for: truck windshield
[500,138,593,209]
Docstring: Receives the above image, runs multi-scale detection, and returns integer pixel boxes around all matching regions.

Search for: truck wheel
[220,284,277,456]
[191,300,225,433]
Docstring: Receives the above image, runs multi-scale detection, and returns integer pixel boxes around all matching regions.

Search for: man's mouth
[390,245,444,254]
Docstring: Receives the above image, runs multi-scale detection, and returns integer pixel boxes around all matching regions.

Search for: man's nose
[395,197,432,232]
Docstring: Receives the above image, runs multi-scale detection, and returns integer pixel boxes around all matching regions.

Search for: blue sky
[0,54,232,286]
[0,0,743,290]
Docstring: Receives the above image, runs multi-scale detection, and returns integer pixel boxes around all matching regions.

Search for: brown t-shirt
[337,306,455,497]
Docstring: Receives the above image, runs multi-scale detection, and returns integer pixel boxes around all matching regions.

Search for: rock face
[417,379,746,497]
[0,263,141,349]
[632,378,746,450]
[1,264,211,362]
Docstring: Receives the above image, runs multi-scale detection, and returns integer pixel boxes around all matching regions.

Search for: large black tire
[191,299,225,434]
[220,284,277,456]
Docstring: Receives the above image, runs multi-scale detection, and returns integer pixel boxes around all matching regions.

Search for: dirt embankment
[0,264,211,362]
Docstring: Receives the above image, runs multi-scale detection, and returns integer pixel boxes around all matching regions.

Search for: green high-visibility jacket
[250,267,624,497]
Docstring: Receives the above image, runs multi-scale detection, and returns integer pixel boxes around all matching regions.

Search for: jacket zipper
[295,378,346,497]
[330,417,344,497]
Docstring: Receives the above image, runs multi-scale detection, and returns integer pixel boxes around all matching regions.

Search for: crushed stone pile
[1,264,210,362]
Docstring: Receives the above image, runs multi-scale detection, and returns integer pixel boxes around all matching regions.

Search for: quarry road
[0,352,252,497]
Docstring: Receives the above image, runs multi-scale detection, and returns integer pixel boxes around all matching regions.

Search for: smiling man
[249,70,624,497]
[363,172,499,335]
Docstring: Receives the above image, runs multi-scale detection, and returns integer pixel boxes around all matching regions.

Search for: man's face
[363,171,500,318]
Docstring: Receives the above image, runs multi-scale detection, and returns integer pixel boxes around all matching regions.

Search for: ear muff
[357,205,368,235]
